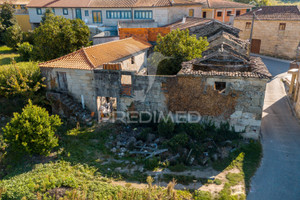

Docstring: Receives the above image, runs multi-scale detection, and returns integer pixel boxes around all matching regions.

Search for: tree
[2,100,62,156]
[4,24,23,50]
[154,29,209,75]
[32,14,90,61]
[0,2,17,43]
[18,42,33,61]
[41,8,53,23]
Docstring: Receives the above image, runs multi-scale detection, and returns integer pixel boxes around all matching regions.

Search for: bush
[167,133,189,151]
[2,100,62,156]
[194,190,212,200]
[144,157,160,171]
[3,24,23,50]
[18,42,33,61]
[22,31,34,44]
[168,163,187,172]
[0,62,45,100]
[158,117,175,138]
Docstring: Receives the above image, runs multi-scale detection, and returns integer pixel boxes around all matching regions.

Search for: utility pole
[249,8,262,56]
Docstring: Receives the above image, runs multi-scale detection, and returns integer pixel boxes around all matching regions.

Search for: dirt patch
[200,168,242,196]
[47,187,71,199]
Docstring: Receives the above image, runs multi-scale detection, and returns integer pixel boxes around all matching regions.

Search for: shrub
[194,190,212,200]
[3,24,23,50]
[0,62,45,99]
[168,163,187,172]
[144,157,159,171]
[167,133,189,151]
[18,42,33,61]
[214,179,222,185]
[158,117,175,138]
[226,173,244,186]
[22,31,34,44]
[2,100,62,156]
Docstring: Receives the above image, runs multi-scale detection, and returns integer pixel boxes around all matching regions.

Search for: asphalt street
[247,56,300,200]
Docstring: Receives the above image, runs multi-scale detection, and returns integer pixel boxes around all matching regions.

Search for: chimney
[182,16,186,23]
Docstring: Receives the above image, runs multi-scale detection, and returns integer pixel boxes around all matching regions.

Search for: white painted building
[27,0,203,31]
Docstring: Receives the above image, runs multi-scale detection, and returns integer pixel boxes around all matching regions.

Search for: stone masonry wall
[92,70,268,139]
[41,68,96,112]
[234,19,300,59]
[42,67,267,139]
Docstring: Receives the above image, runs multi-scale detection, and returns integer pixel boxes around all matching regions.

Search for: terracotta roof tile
[235,6,300,21]
[39,37,152,70]
[27,0,92,8]
[200,0,253,9]
[179,57,272,79]
[28,0,203,8]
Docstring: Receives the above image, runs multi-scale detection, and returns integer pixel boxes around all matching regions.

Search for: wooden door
[57,72,68,91]
[251,39,261,54]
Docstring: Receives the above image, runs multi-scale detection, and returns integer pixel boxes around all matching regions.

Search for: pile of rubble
[106,126,238,166]
[106,126,168,159]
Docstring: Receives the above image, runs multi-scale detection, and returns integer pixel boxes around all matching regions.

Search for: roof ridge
[39,48,85,66]
[82,48,96,68]
[84,37,134,50]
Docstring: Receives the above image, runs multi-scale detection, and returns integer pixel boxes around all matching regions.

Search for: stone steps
[47,92,94,126]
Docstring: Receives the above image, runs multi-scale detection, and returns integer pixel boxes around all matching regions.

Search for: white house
[27,0,203,33]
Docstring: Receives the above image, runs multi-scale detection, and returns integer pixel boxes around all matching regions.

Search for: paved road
[248,57,300,200]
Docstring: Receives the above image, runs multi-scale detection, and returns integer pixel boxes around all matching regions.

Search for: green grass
[212,141,262,192]
[226,173,244,186]
[0,46,22,66]
[0,161,192,200]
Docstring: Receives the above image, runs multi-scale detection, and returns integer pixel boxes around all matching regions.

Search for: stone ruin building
[39,18,271,139]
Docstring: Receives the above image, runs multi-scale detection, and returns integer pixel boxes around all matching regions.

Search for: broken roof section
[39,37,152,70]
[236,6,300,21]
[27,0,203,8]
[164,17,240,38]
[179,42,271,79]
[207,31,249,55]
[180,57,271,79]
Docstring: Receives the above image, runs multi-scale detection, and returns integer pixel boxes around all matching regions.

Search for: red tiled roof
[27,0,203,8]
[201,0,252,9]
[39,37,152,70]
[27,0,91,8]
[235,6,300,21]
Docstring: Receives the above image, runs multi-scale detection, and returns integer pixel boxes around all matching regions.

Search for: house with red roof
[26,0,252,33]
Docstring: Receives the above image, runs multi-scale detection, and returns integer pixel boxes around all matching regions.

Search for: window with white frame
[36,8,42,15]
[134,10,152,19]
[107,10,132,19]
[63,8,68,15]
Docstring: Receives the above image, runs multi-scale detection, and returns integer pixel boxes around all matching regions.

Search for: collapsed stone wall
[93,70,267,139]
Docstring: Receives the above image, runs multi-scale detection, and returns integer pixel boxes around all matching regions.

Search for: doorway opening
[97,96,117,122]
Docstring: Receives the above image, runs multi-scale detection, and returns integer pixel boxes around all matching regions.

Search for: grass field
[0,46,21,66]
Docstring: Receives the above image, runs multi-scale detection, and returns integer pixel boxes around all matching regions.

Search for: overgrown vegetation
[154,29,209,75]
[2,100,62,156]
[31,9,90,61]
[0,161,192,200]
